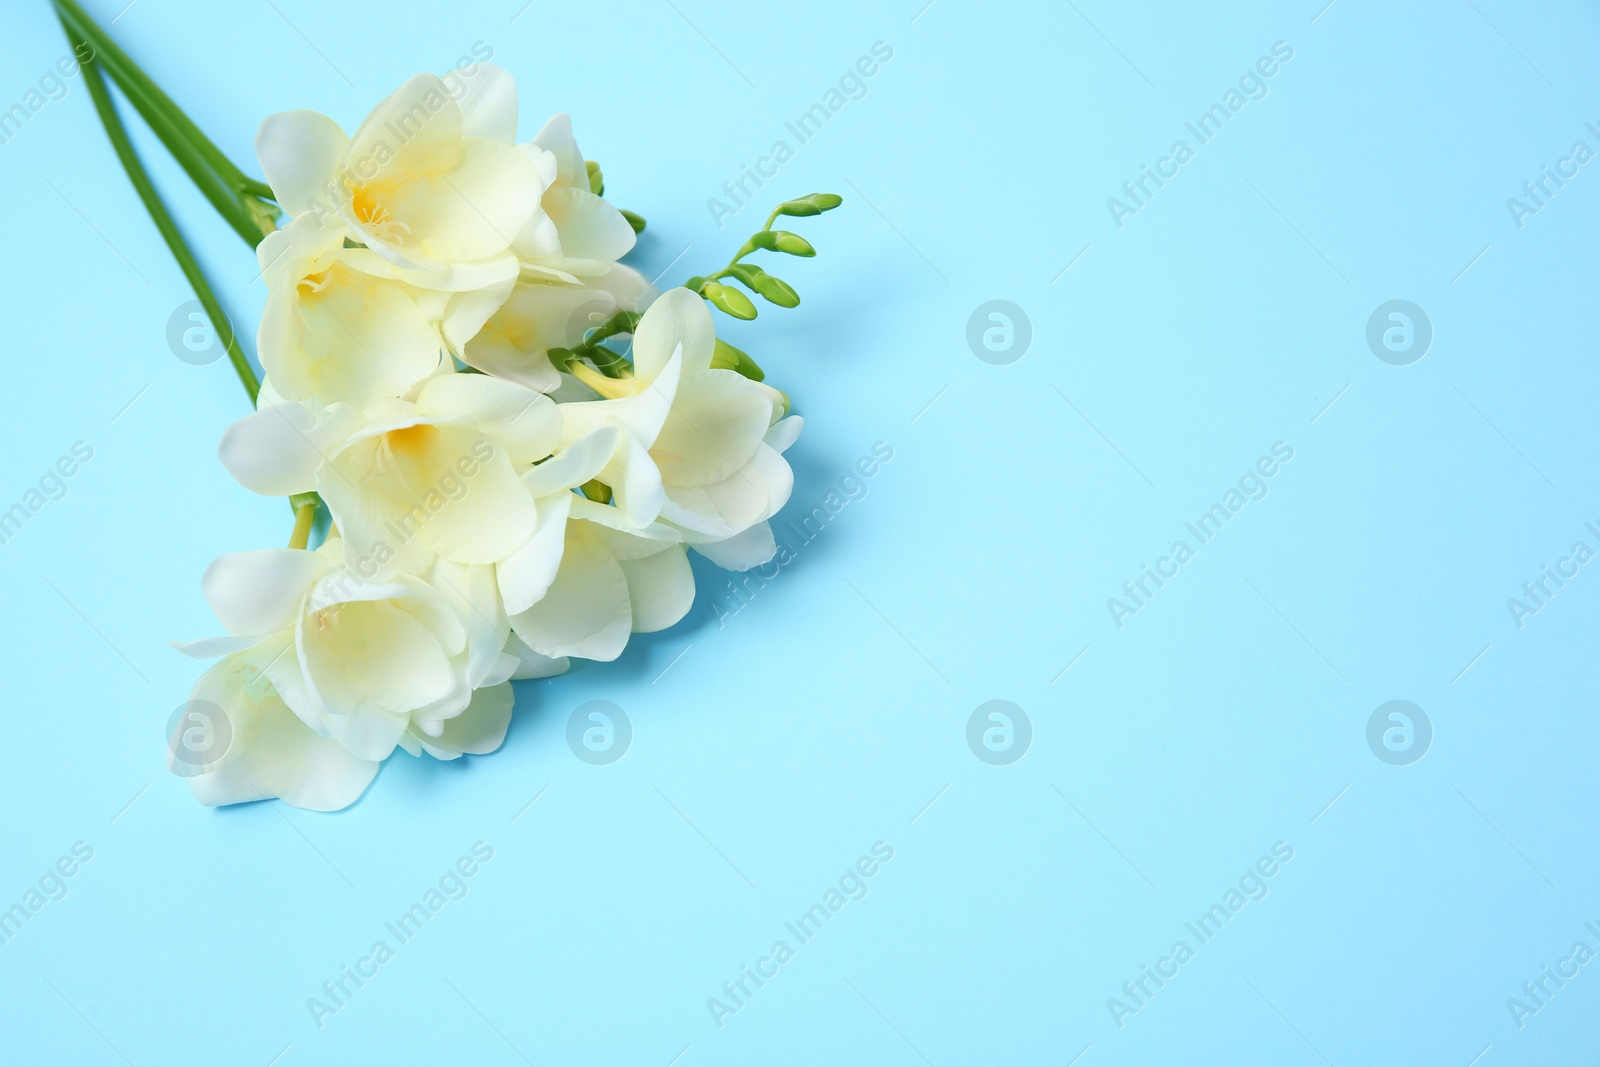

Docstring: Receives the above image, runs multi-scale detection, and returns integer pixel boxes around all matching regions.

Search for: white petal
[557,347,683,469]
[299,598,456,723]
[460,282,617,393]
[255,212,340,289]
[530,112,584,188]
[508,532,632,661]
[173,635,263,660]
[765,414,804,453]
[652,369,775,487]
[421,682,515,758]
[662,441,794,537]
[439,276,518,359]
[218,403,325,496]
[496,489,570,615]
[504,630,570,679]
[543,187,636,263]
[178,660,378,812]
[631,287,715,380]
[255,110,349,217]
[423,559,509,690]
[594,263,658,313]
[415,374,559,464]
[415,446,540,564]
[452,63,518,142]
[250,696,382,810]
[202,549,325,636]
[347,75,460,178]
[523,426,618,498]
[692,521,777,570]
[260,254,444,404]
[389,138,541,265]
[600,429,667,528]
[571,496,681,552]
[618,545,694,633]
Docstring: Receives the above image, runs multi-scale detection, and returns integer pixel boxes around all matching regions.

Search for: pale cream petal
[451,63,518,142]
[496,489,569,615]
[201,549,325,637]
[508,531,632,661]
[543,186,636,263]
[420,682,515,758]
[618,545,694,633]
[255,110,349,217]
[630,287,715,380]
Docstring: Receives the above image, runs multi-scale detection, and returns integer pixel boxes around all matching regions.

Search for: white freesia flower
[513,114,641,283]
[218,373,560,582]
[170,656,380,811]
[509,497,694,662]
[255,213,519,406]
[460,263,655,393]
[178,536,519,769]
[255,64,540,279]
[457,114,654,392]
[558,287,801,567]
[255,213,440,404]
[490,421,687,663]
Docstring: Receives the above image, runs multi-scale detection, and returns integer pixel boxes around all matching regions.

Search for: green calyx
[548,309,642,380]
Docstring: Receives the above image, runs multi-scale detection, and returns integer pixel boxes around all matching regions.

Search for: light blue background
[2,0,1598,1063]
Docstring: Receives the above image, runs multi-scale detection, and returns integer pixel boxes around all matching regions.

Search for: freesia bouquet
[52,1,840,809]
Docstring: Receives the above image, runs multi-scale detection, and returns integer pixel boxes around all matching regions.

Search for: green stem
[65,15,260,405]
[693,206,786,287]
[549,311,641,377]
[287,501,317,549]
[54,0,274,246]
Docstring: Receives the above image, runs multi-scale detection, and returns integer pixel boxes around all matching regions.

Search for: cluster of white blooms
[170,66,801,810]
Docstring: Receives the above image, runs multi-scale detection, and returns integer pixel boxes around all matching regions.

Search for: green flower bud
[585,160,604,196]
[775,192,843,217]
[703,282,757,320]
[620,209,646,234]
[752,230,815,257]
[713,338,765,381]
[727,264,799,308]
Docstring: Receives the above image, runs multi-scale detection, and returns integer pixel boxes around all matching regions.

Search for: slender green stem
[66,16,260,405]
[287,501,316,549]
[54,0,274,246]
[693,207,787,287]
[55,0,252,190]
